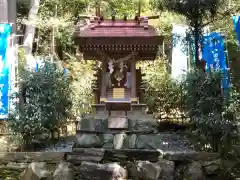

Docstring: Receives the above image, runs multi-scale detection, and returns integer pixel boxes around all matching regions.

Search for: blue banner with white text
[202,32,230,91]
[0,24,12,119]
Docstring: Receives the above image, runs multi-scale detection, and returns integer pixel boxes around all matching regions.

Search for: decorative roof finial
[123,14,127,21]
[134,12,140,24]
[112,15,116,21]
[111,10,116,21]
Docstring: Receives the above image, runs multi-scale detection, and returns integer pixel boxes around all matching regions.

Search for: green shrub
[8,60,72,147]
[144,72,183,119]
[183,70,238,155]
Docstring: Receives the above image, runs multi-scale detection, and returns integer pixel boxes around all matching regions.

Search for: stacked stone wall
[0,150,224,180]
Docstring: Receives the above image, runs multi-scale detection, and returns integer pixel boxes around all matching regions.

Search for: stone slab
[76,129,155,134]
[77,118,108,131]
[0,152,65,164]
[67,149,105,164]
[108,116,128,129]
[161,151,220,161]
[110,111,126,116]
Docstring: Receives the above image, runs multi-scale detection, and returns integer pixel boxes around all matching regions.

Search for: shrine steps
[76,129,155,135]
[67,148,218,164]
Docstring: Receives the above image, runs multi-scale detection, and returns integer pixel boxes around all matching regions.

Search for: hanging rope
[96,50,138,64]
[96,50,138,74]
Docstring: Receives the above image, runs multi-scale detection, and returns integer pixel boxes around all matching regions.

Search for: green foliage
[144,60,239,155]
[68,60,94,117]
[150,0,227,67]
[150,0,223,22]
[8,60,72,145]
[184,70,223,116]
[145,73,183,118]
[183,70,238,154]
[143,59,183,118]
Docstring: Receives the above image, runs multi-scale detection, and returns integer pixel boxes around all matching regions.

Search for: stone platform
[75,111,194,153]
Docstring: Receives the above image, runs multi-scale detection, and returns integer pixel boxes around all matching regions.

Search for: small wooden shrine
[74,15,163,118]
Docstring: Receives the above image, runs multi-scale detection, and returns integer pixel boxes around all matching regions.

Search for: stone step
[70,148,160,163]
[76,129,155,135]
[75,132,195,152]
[69,148,220,162]
[67,148,105,164]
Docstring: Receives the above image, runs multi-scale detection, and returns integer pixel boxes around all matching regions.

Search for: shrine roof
[75,17,160,38]
[75,17,163,60]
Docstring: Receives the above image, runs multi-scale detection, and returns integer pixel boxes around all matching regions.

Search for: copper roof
[75,17,159,38]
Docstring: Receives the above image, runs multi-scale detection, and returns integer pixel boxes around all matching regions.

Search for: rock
[128,119,137,130]
[157,159,175,180]
[127,161,161,180]
[113,132,127,149]
[201,159,221,175]
[232,145,240,157]
[76,133,102,148]
[78,118,96,130]
[134,115,158,131]
[19,162,52,180]
[95,118,108,131]
[77,161,127,180]
[125,134,137,149]
[175,163,188,180]
[127,113,157,131]
[102,134,114,148]
[183,161,206,180]
[31,139,47,150]
[6,162,28,169]
[53,161,74,180]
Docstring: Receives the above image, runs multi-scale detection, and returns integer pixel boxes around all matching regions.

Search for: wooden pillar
[131,57,137,102]
[100,61,107,102]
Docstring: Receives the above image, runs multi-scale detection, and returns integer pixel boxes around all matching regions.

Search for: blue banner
[0,24,12,119]
[232,16,240,48]
[202,32,230,90]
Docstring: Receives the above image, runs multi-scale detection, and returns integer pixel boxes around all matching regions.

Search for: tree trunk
[20,0,40,111]
[194,21,206,71]
[95,1,100,16]
[138,0,141,17]
[50,4,58,61]
[23,0,40,60]
[194,25,200,67]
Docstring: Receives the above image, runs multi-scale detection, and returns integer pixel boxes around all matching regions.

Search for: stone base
[77,112,158,132]
[75,131,194,153]
[75,112,194,151]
